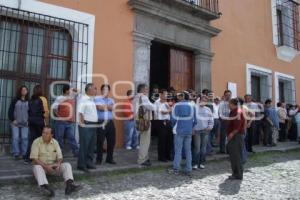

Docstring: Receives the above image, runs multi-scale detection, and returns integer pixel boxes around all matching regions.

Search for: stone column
[133,32,153,90]
[194,52,214,93]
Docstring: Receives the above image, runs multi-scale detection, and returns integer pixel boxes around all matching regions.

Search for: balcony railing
[182,0,219,14]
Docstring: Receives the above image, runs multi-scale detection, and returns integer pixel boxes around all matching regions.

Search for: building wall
[41,0,134,147]
[211,0,300,103]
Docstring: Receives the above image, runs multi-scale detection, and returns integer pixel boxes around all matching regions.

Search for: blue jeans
[207,119,220,154]
[124,120,139,149]
[11,124,28,156]
[242,132,248,165]
[173,134,192,172]
[54,120,79,155]
[193,130,209,166]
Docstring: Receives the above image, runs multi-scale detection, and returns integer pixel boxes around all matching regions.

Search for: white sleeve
[77,99,85,114]
[289,108,298,116]
[52,96,65,110]
[142,96,155,111]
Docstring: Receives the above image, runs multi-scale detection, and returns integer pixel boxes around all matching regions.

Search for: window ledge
[276,45,299,62]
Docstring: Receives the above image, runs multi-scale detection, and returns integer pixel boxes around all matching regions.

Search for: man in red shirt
[53,85,79,157]
[227,98,246,180]
[123,90,139,150]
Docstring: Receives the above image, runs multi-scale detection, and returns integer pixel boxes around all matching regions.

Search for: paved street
[0,149,300,200]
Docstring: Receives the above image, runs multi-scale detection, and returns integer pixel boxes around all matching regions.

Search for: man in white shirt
[133,84,155,167]
[77,83,98,172]
[218,90,232,153]
[153,89,172,162]
[244,94,258,153]
[210,97,220,148]
[277,102,288,142]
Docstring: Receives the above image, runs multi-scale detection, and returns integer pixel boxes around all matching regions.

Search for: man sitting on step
[30,126,81,197]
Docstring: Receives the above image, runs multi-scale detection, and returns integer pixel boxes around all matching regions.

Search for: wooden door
[169,48,194,92]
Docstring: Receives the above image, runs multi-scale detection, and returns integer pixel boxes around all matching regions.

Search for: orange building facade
[0,0,299,149]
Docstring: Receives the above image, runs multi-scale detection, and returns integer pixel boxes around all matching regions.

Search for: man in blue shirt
[95,84,116,165]
[170,91,197,176]
[263,99,279,146]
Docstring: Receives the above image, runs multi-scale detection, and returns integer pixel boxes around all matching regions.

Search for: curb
[1,145,300,185]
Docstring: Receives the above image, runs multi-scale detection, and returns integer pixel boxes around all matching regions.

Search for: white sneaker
[126,146,132,150]
[136,146,140,150]
[192,165,198,170]
[199,164,205,169]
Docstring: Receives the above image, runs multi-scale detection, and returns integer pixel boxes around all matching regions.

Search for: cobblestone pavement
[0,150,300,200]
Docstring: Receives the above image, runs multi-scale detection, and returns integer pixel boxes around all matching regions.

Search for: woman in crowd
[8,85,29,161]
[192,95,214,170]
[24,85,46,164]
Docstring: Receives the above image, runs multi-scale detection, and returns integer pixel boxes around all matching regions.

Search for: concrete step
[0,142,299,184]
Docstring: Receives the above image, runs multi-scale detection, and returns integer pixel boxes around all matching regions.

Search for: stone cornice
[128,0,221,37]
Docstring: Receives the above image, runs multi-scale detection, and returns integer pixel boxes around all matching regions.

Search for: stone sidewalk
[0,141,299,184]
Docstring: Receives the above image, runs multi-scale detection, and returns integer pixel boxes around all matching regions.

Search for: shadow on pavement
[218,178,242,196]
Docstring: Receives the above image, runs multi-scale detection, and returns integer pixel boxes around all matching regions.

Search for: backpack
[135,96,151,132]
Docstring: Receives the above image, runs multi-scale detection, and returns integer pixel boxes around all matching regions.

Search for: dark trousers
[253,120,262,145]
[262,120,272,145]
[153,120,172,161]
[220,120,228,153]
[279,123,287,141]
[77,125,97,169]
[227,134,244,179]
[25,124,44,160]
[245,123,254,152]
[288,122,297,141]
[96,120,116,163]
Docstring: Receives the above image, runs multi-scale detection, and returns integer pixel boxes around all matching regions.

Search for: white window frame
[0,0,96,86]
[274,71,296,105]
[271,0,299,62]
[246,63,273,101]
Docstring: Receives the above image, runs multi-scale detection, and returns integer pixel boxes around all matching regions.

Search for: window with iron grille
[0,6,89,146]
[278,77,296,105]
[275,0,300,50]
[248,69,273,103]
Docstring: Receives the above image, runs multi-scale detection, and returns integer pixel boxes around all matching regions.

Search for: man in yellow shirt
[30,126,80,197]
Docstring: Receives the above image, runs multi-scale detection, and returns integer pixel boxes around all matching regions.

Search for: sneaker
[192,165,198,170]
[140,160,152,167]
[228,175,236,180]
[106,160,117,165]
[199,164,205,169]
[136,146,140,150]
[158,159,168,162]
[168,169,179,175]
[87,165,97,169]
[96,159,102,165]
[14,155,20,160]
[184,171,192,178]
[126,146,132,150]
[23,159,31,165]
[65,180,81,195]
[77,167,90,173]
[228,175,243,180]
[41,184,55,197]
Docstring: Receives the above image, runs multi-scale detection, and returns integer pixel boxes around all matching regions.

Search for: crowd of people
[8,82,300,196]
